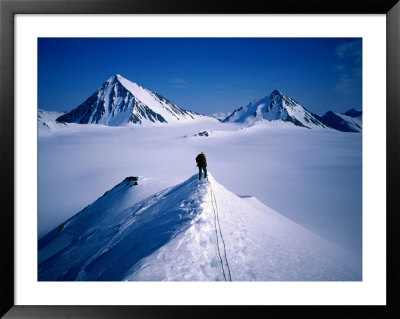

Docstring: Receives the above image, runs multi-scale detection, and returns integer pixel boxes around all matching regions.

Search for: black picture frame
[1,0,399,318]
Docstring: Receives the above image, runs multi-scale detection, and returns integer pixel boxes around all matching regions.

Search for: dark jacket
[196,153,207,167]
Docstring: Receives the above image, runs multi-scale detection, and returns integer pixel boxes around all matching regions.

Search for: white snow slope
[223,89,327,129]
[55,74,208,126]
[332,112,362,132]
[39,173,360,281]
[38,109,67,135]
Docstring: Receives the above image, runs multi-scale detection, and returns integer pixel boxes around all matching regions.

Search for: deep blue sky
[38,38,362,115]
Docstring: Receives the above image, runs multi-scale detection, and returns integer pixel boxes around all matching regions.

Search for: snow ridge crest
[38,172,360,281]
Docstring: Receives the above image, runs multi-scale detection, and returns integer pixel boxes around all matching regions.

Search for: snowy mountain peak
[107,73,126,83]
[107,74,117,81]
[223,90,327,129]
[270,89,284,96]
[56,75,205,126]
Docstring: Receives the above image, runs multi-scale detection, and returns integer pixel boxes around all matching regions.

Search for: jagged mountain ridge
[222,89,327,129]
[38,173,360,281]
[319,108,362,133]
[56,74,205,126]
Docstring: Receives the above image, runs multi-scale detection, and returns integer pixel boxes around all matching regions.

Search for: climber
[195,152,207,181]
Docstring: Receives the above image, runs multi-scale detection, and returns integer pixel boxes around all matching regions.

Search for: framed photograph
[1,0,399,318]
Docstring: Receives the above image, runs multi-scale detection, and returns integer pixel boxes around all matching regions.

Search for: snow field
[38,117,362,281]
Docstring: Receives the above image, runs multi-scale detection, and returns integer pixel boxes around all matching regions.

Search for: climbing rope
[208,179,232,281]
[210,187,227,281]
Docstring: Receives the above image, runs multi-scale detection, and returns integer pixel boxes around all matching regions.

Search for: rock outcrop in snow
[56,74,205,126]
[39,173,360,281]
[223,89,327,129]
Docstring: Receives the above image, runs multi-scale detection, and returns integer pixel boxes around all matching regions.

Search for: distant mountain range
[56,74,205,126]
[222,89,362,132]
[39,75,361,132]
[318,109,362,133]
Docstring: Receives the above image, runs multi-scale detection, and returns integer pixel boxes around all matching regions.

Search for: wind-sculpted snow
[39,173,360,281]
[38,174,207,280]
[55,74,205,126]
